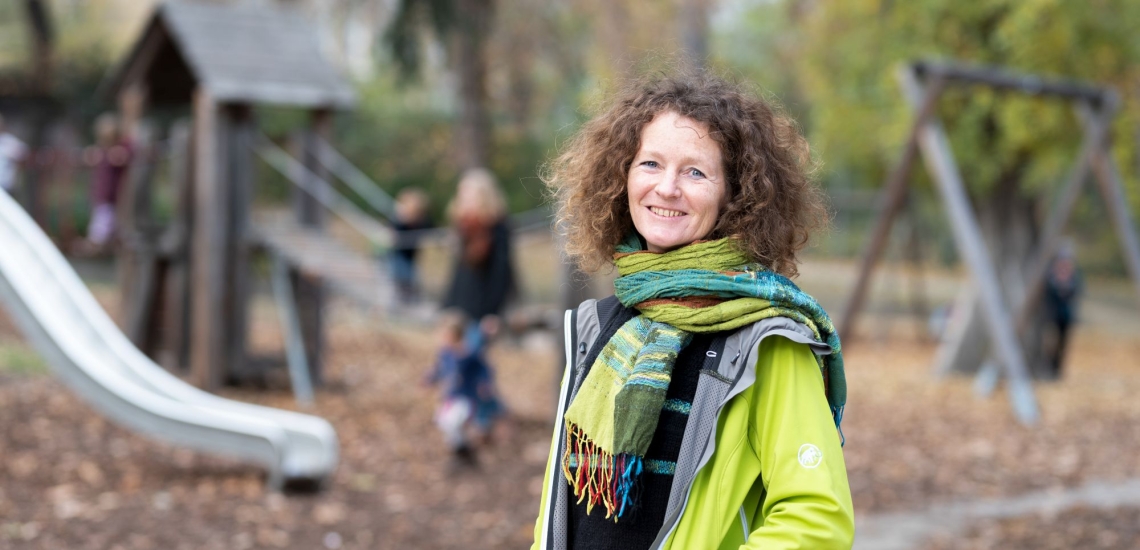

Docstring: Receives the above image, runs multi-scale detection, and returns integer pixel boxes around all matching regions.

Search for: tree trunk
[677,0,711,68]
[454,0,493,170]
[936,175,1052,378]
[600,0,633,78]
[23,0,53,95]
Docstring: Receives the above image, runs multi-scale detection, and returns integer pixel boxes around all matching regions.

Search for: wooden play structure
[102,2,360,396]
[840,61,1140,425]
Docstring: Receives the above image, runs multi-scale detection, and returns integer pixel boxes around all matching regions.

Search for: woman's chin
[643,237,688,253]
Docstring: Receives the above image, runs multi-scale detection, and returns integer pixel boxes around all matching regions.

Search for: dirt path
[856,478,1140,549]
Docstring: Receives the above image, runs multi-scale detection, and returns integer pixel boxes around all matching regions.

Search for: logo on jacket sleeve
[798,443,823,469]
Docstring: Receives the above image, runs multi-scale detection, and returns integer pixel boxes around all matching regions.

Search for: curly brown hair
[544,71,828,277]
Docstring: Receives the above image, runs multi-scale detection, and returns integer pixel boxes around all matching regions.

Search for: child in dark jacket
[425,312,503,468]
[389,187,432,305]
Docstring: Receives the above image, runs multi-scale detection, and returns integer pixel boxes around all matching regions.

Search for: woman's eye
[688,168,705,178]
[641,160,659,168]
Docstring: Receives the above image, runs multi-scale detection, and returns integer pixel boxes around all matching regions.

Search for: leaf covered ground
[1,274,1139,549]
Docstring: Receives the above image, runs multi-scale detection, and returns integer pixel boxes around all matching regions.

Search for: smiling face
[627,111,728,253]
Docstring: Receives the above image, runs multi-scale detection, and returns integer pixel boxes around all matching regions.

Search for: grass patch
[0,343,48,375]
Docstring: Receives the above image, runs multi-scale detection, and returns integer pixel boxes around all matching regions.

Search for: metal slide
[0,190,337,489]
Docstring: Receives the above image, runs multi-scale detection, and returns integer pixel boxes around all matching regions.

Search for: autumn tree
[795,0,1140,375]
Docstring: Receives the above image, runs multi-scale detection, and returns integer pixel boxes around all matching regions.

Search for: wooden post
[115,82,150,335]
[190,88,226,390]
[289,109,332,386]
[839,77,944,342]
[1089,133,1140,306]
[122,150,160,349]
[224,104,255,380]
[159,119,193,372]
[272,254,315,407]
[49,130,78,245]
[903,198,930,343]
[898,66,1039,425]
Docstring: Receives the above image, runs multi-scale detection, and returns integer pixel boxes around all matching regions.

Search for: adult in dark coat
[441,168,517,322]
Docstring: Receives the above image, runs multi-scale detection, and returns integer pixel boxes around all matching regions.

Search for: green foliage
[384,0,455,80]
[795,0,1140,206]
[0,3,31,69]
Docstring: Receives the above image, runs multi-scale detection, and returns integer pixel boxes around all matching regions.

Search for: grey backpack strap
[543,305,579,550]
[597,296,624,330]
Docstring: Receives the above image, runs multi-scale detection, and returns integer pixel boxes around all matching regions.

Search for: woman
[441,167,517,323]
[532,73,853,549]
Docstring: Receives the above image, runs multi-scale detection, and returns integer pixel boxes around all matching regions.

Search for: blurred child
[424,311,504,470]
[389,187,431,305]
[83,113,132,253]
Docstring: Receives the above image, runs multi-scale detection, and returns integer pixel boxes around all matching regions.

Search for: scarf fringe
[561,421,643,521]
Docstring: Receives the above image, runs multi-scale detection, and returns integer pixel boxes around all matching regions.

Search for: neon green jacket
[532,307,854,549]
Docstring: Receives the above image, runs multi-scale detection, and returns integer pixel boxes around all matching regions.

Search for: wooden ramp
[251,211,393,311]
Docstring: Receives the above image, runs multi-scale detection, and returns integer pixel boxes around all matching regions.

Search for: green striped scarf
[562,236,845,520]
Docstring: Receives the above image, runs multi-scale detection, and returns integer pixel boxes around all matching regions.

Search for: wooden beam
[116,20,166,101]
[159,119,194,372]
[224,104,255,379]
[23,0,54,94]
[913,61,1108,104]
[117,82,149,145]
[114,86,152,349]
[838,76,944,342]
[190,87,225,390]
[272,254,314,407]
[898,65,1039,425]
[290,109,332,386]
[123,248,158,348]
[114,83,150,318]
[1088,129,1140,307]
[291,113,329,228]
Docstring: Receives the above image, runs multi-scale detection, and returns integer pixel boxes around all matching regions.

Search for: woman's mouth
[649,206,685,218]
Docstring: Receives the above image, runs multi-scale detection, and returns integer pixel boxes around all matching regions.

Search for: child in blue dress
[425,312,504,468]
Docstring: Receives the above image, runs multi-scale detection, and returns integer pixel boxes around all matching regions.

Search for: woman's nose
[655,172,681,197]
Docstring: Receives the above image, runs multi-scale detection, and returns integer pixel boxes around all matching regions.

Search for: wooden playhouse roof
[104,1,356,108]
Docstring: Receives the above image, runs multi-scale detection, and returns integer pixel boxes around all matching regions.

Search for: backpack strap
[570,296,637,397]
[594,295,627,334]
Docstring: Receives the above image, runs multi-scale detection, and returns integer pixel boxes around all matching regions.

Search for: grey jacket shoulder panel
[574,298,601,354]
[569,299,601,404]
